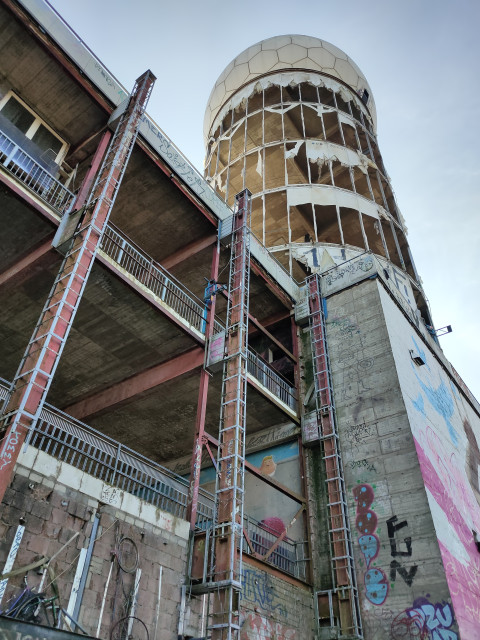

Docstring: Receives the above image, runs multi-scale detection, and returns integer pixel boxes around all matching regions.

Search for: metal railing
[100,225,208,334]
[0,379,214,528]
[0,130,74,213]
[247,349,297,411]
[243,515,307,580]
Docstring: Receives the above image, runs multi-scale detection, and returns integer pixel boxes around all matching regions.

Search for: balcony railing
[0,129,296,412]
[0,130,74,213]
[0,379,214,528]
[247,350,297,412]
[244,515,308,581]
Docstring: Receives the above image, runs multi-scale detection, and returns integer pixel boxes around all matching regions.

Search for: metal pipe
[72,512,100,624]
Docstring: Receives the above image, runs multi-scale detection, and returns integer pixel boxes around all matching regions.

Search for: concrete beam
[0,237,55,288]
[64,346,204,419]
[162,233,217,270]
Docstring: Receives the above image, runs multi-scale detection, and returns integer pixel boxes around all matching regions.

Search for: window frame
[0,91,68,164]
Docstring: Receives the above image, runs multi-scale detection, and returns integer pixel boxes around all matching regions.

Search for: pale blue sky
[49,0,480,399]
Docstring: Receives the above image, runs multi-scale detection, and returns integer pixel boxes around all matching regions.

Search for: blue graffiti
[449,379,460,399]
[410,338,458,446]
[359,534,379,568]
[412,393,426,416]
[412,336,429,370]
[364,568,388,605]
[241,567,287,617]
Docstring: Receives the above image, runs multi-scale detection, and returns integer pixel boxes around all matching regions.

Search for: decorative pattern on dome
[204,35,375,140]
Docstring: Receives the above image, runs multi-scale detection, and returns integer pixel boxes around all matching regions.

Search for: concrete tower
[204,35,432,326]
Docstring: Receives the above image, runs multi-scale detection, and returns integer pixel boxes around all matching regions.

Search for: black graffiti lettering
[389,560,418,586]
[387,516,412,556]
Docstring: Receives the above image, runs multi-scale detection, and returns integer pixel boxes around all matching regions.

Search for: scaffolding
[0,70,155,502]
[307,274,362,639]
[203,190,251,640]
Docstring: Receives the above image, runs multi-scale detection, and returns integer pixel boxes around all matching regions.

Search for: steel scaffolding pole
[207,190,251,640]
[0,70,155,503]
[187,239,221,530]
[307,274,363,639]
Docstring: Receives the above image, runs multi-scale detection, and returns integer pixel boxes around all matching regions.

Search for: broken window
[264,190,289,245]
[289,203,315,243]
[309,158,332,185]
[370,139,386,174]
[245,112,263,151]
[380,178,399,220]
[221,110,233,135]
[331,161,354,191]
[207,145,218,177]
[356,127,371,158]
[299,83,318,103]
[336,93,350,114]
[264,144,286,189]
[283,105,304,139]
[232,101,246,124]
[340,207,365,249]
[318,86,335,108]
[282,84,300,103]
[286,142,309,184]
[362,215,386,257]
[323,111,343,146]
[367,167,384,206]
[226,158,245,207]
[341,122,358,151]
[264,85,282,108]
[381,219,403,268]
[352,166,370,199]
[251,195,264,243]
[230,121,246,161]
[314,204,341,244]
[217,138,230,171]
[303,105,324,140]
[248,88,263,114]
[350,101,362,124]
[245,150,263,194]
[395,227,416,279]
[264,109,283,144]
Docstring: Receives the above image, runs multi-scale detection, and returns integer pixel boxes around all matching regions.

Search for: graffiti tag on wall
[241,567,287,618]
[353,484,388,605]
[391,598,457,640]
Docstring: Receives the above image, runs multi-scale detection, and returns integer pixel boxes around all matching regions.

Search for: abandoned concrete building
[0,1,479,639]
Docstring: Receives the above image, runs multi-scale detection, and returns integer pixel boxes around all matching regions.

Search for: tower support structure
[207,190,251,640]
[0,70,155,502]
[307,274,362,639]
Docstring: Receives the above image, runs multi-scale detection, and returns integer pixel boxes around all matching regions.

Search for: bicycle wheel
[110,616,149,640]
[117,537,139,574]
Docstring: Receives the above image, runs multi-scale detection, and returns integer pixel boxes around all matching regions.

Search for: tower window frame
[0,91,68,165]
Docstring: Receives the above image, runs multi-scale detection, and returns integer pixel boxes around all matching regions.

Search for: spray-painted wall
[0,448,199,639]
[326,277,460,640]
[379,284,480,638]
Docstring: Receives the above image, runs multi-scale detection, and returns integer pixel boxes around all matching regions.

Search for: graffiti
[350,459,376,473]
[329,315,360,337]
[387,516,412,556]
[345,420,377,449]
[391,599,457,640]
[324,255,374,286]
[241,612,297,639]
[101,484,119,505]
[386,515,418,586]
[353,484,388,605]
[463,418,480,508]
[241,568,287,617]
[410,337,458,446]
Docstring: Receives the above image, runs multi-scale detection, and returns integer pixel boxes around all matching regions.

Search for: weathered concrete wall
[239,559,314,639]
[0,447,195,639]
[379,284,480,638]
[326,278,459,640]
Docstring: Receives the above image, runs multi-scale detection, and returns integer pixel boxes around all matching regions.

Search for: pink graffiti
[391,599,457,640]
[241,612,297,640]
[353,484,388,605]
[414,436,480,639]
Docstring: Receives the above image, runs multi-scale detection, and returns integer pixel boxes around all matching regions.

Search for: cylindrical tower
[204,35,432,323]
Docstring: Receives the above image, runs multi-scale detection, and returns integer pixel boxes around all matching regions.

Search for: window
[0,92,67,164]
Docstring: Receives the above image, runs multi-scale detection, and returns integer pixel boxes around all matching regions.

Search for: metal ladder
[307,274,362,639]
[0,71,155,500]
[207,190,251,640]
